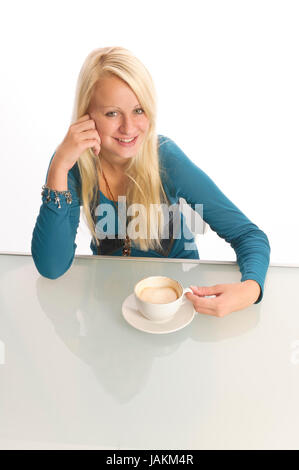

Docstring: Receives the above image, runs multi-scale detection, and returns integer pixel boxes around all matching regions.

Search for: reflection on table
[0,253,298,450]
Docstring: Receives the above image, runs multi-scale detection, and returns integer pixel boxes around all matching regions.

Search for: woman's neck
[99,152,131,175]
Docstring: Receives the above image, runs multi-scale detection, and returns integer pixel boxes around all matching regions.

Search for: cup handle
[182,287,193,304]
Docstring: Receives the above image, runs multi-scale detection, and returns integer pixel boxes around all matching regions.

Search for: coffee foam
[138,286,179,304]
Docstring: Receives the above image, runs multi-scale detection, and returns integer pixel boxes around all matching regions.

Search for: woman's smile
[113,135,138,147]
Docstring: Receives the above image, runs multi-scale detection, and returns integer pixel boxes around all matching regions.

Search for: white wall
[1,0,298,263]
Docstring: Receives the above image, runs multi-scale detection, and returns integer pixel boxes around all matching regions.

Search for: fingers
[190,285,205,296]
[70,114,101,156]
[191,285,220,296]
[73,114,98,135]
[81,129,101,144]
[74,119,95,133]
[186,289,224,316]
[76,114,102,146]
[186,292,215,312]
[83,140,101,156]
[87,131,101,156]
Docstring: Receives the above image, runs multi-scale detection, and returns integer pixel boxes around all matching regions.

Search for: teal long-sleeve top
[31,134,271,303]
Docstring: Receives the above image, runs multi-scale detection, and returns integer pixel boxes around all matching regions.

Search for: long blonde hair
[71,46,169,252]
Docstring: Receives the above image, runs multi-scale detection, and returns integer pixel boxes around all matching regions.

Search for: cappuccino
[138,286,179,304]
[134,276,193,322]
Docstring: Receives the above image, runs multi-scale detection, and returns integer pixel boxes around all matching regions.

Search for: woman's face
[88,75,150,167]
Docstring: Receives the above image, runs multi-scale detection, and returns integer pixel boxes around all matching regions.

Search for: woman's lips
[114,136,138,147]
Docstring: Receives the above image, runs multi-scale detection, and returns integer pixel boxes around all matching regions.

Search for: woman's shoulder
[157,134,173,148]
[157,134,204,184]
[157,134,185,155]
[157,134,176,164]
[157,134,187,167]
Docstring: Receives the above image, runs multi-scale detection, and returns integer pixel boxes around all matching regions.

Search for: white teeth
[117,137,135,142]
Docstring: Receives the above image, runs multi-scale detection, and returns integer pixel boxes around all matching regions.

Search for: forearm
[241,279,261,304]
[46,154,68,191]
[31,155,81,279]
[231,229,271,304]
[31,193,79,279]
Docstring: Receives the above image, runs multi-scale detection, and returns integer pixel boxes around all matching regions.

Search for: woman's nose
[119,116,136,135]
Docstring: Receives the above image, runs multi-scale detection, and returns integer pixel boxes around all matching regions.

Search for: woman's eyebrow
[100,104,141,109]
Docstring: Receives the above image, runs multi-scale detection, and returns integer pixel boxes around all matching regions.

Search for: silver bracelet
[41,184,72,209]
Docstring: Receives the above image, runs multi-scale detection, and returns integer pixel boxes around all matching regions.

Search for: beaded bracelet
[41,184,72,209]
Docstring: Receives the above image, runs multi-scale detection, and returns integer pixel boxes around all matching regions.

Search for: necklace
[101,170,131,256]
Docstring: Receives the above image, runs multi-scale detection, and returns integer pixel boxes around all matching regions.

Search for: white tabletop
[0,253,298,450]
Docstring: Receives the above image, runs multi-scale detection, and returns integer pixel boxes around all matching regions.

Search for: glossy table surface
[0,253,298,450]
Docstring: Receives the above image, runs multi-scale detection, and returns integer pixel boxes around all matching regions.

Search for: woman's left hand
[185,280,261,317]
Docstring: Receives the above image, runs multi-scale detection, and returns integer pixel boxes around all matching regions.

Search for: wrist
[242,279,261,303]
[51,152,70,174]
[46,164,68,191]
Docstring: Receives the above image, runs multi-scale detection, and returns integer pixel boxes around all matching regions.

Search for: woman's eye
[106,108,144,117]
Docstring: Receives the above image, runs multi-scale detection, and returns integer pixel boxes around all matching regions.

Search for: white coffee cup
[134,275,193,322]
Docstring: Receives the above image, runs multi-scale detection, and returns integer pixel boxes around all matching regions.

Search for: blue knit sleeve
[159,136,271,304]
[31,153,81,279]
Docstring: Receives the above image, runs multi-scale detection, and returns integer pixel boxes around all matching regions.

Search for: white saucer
[122,293,196,334]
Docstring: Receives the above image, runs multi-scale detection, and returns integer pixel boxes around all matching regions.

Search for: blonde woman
[31,46,270,317]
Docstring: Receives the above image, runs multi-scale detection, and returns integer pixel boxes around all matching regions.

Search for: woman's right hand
[53,114,102,172]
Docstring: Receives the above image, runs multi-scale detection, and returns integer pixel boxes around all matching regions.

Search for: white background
[1,0,298,263]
